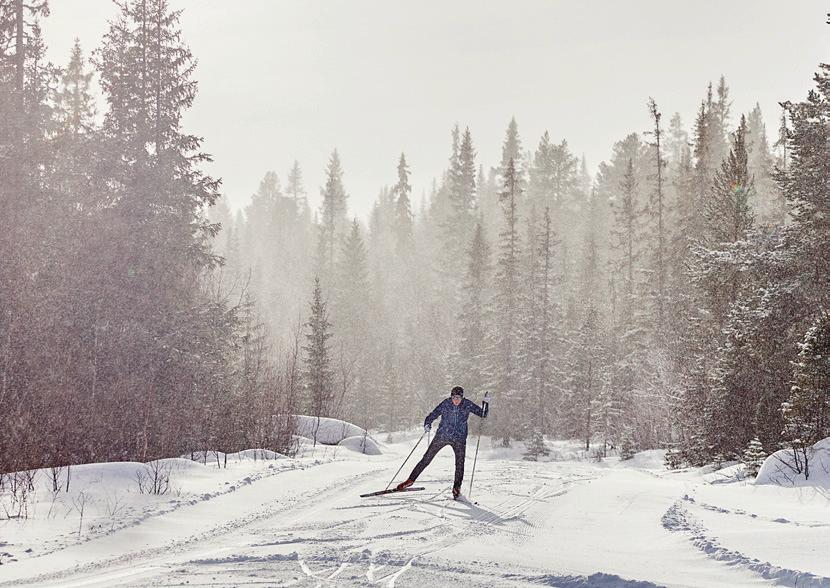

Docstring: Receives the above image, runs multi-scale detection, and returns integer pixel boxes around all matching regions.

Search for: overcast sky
[43,1,827,219]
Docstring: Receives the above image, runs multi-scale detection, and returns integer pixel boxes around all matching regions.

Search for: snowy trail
[2,439,829,587]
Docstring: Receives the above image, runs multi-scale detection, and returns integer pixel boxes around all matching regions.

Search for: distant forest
[1,1,828,473]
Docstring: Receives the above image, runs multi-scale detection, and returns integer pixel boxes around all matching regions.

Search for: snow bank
[614,449,666,470]
[338,435,382,455]
[292,415,367,445]
[756,438,830,487]
[231,449,286,461]
[183,449,286,465]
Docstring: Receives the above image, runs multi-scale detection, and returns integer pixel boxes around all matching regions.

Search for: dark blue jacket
[425,398,488,440]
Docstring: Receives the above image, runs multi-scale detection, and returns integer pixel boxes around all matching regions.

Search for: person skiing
[396,386,489,499]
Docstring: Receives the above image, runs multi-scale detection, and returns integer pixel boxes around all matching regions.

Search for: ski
[360,487,425,498]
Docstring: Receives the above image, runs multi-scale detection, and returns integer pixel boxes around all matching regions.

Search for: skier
[396,386,490,499]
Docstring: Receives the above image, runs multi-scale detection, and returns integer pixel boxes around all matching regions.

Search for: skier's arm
[424,400,445,428]
[467,398,489,418]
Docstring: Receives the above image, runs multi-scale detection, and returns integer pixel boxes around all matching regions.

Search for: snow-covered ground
[2,433,830,587]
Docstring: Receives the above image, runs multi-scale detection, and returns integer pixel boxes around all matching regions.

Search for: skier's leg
[407,436,448,481]
[452,439,467,490]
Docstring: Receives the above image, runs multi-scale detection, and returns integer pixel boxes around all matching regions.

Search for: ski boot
[452,486,461,499]
[396,479,414,491]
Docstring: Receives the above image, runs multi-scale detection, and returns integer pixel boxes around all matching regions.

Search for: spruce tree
[55,39,95,136]
[303,278,335,439]
[317,149,349,282]
[393,152,414,256]
[500,117,524,184]
[646,98,667,330]
[741,436,767,477]
[704,114,755,244]
[491,157,523,445]
[335,219,370,350]
[783,315,830,450]
[455,223,492,394]
[522,208,560,443]
[745,104,782,226]
[95,0,224,460]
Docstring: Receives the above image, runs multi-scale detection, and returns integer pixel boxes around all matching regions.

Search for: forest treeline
[0,0,296,474]
[1,1,828,474]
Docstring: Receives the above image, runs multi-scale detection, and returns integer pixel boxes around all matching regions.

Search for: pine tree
[393,152,414,256]
[317,149,349,282]
[646,98,667,330]
[94,0,224,460]
[443,127,477,273]
[522,208,560,443]
[54,39,95,136]
[335,219,370,350]
[694,115,755,331]
[706,79,730,168]
[619,430,636,460]
[783,314,830,450]
[287,160,307,208]
[491,157,523,445]
[741,436,767,477]
[745,104,782,226]
[523,429,550,461]
[714,76,731,143]
[500,117,524,184]
[777,62,830,310]
[565,304,607,452]
[303,278,335,438]
[705,114,755,243]
[606,157,649,451]
[666,112,689,165]
[455,223,492,394]
[611,159,641,303]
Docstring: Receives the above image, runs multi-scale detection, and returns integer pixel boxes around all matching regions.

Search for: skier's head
[450,386,464,405]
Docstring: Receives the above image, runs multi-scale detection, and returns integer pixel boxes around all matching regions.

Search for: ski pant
[408,435,466,489]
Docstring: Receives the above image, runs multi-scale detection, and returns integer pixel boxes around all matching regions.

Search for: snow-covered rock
[338,435,382,455]
[291,415,367,445]
[755,437,830,487]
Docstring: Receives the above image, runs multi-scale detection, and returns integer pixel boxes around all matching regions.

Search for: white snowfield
[2,433,830,588]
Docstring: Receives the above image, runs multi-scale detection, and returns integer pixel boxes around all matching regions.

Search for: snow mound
[755,438,830,487]
[26,458,204,493]
[338,435,382,455]
[226,449,286,461]
[292,415,367,445]
[615,449,666,470]
[182,449,286,464]
[701,463,746,485]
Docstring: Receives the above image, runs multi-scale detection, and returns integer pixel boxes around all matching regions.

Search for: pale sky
[43,1,827,219]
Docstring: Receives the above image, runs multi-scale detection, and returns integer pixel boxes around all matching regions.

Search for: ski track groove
[5,458,662,588]
[9,458,302,564]
[662,498,830,588]
[0,466,387,588]
[687,496,830,528]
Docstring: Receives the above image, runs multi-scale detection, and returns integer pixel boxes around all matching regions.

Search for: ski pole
[468,391,489,499]
[385,429,427,490]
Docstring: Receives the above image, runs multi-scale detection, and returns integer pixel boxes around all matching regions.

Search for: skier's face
[451,395,462,406]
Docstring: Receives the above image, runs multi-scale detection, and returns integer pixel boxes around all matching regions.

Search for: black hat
[450,386,464,397]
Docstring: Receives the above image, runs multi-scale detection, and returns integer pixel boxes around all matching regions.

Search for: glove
[424,423,432,433]
[482,393,493,406]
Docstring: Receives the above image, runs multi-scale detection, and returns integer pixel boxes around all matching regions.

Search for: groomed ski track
[1,435,828,588]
